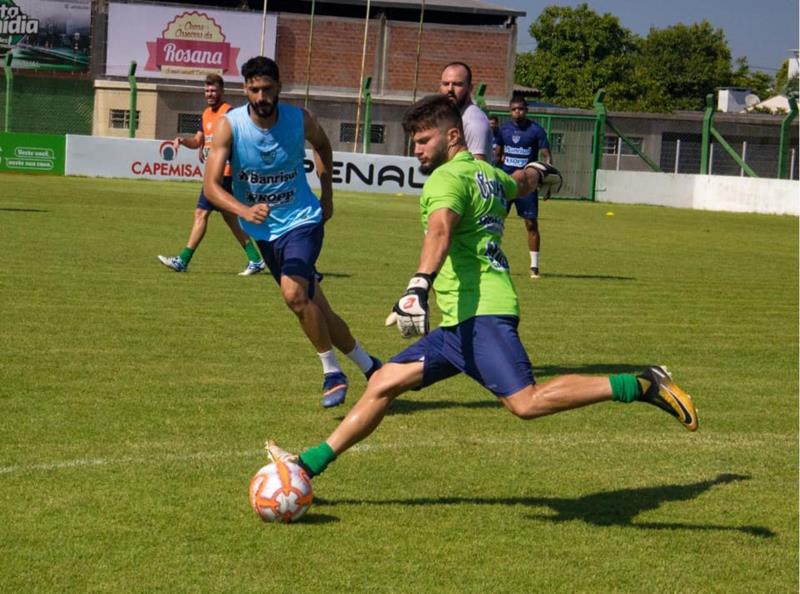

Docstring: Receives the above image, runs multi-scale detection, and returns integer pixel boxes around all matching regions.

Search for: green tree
[773,59,799,97]
[514,4,639,109]
[637,21,732,111]
[730,57,773,101]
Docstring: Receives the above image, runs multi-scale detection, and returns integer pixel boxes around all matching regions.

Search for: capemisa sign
[65,136,204,181]
[105,3,273,83]
[64,136,428,194]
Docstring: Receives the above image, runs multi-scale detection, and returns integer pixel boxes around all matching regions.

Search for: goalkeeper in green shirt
[266,94,698,479]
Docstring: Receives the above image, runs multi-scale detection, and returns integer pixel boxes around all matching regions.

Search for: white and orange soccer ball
[249,460,314,523]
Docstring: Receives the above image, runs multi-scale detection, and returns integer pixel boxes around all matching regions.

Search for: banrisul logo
[0,1,39,43]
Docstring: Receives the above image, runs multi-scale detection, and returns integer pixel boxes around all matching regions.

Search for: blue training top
[226,103,322,241]
[496,119,549,173]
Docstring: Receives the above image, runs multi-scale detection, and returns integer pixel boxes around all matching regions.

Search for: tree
[514,4,639,109]
[634,21,732,111]
[730,57,773,101]
[515,6,777,112]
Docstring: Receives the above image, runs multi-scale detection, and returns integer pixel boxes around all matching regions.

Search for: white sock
[530,252,540,268]
[345,341,373,373]
[318,350,342,375]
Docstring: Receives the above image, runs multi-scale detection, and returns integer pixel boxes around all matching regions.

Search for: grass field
[1,173,797,593]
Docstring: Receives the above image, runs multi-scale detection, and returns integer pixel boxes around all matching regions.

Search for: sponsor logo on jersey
[474,171,507,205]
[238,168,297,185]
[485,240,509,272]
[245,189,296,205]
[478,214,505,236]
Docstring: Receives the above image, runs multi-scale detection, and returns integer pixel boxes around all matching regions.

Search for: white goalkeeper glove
[385,273,432,338]
[525,161,563,199]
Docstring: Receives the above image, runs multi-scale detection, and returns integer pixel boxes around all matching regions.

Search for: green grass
[0,173,797,593]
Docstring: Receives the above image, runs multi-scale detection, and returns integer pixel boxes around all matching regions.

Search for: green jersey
[420,150,520,327]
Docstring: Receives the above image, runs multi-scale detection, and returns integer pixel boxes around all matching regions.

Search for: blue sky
[504,0,798,74]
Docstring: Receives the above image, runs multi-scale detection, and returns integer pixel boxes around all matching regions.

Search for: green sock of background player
[178,240,261,266]
[297,374,646,478]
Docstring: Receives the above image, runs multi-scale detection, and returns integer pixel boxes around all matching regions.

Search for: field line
[0,431,790,476]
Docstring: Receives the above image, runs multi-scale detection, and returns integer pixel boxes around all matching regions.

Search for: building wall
[273,13,515,101]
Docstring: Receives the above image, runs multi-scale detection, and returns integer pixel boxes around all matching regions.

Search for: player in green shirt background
[266,94,698,479]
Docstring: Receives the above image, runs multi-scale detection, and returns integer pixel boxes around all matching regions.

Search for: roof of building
[297,0,525,17]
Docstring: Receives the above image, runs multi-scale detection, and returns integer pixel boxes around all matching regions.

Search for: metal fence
[1,73,93,135]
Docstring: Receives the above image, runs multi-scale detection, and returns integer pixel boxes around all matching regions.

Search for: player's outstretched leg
[267,362,423,478]
[636,366,698,431]
[503,367,698,432]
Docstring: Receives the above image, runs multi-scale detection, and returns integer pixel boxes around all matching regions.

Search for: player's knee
[282,288,310,312]
[503,385,547,420]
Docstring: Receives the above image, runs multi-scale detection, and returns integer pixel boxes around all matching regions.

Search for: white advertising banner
[65,135,427,194]
[66,136,205,181]
[105,3,275,83]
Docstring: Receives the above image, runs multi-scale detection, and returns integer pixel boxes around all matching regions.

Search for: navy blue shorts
[196,176,233,211]
[389,315,535,397]
[513,191,539,220]
[256,222,323,300]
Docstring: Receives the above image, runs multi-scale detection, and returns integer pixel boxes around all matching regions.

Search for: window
[340,123,385,144]
[177,113,201,134]
[109,109,140,130]
[604,135,644,155]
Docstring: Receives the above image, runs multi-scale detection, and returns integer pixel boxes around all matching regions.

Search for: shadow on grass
[534,363,649,376]
[531,272,635,281]
[316,474,773,538]
[298,513,340,525]
[386,399,499,416]
[0,207,49,213]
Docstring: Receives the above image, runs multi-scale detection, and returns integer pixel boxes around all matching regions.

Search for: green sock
[243,240,261,263]
[178,247,195,265]
[609,374,642,403]
[298,442,337,477]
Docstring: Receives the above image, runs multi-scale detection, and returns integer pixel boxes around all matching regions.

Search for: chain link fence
[0,73,94,135]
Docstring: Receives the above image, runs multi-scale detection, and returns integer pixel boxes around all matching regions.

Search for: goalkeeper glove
[385,273,432,338]
[525,161,563,199]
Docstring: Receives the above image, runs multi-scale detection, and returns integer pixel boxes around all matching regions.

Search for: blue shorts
[389,315,535,397]
[513,191,539,220]
[196,176,233,211]
[256,222,323,300]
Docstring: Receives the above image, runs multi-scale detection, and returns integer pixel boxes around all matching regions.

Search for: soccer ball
[249,461,314,523]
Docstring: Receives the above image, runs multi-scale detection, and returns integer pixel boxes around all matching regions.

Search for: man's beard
[250,98,278,118]
[418,149,447,175]
[447,91,468,111]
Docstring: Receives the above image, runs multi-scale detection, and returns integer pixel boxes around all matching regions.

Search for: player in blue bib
[203,56,380,408]
[494,95,552,278]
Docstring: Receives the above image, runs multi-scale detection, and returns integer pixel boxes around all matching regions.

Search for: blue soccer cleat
[322,371,348,408]
[239,260,266,276]
[364,356,383,380]
[157,255,187,272]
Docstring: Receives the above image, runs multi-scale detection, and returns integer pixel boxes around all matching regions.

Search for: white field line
[0,432,789,476]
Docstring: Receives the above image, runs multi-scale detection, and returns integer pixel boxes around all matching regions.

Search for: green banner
[0,132,65,173]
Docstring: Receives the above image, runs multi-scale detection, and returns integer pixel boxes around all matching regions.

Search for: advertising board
[105,3,275,84]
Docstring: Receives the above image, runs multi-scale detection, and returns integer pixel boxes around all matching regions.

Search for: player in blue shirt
[495,96,552,278]
[203,57,380,408]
